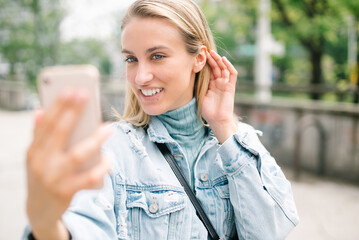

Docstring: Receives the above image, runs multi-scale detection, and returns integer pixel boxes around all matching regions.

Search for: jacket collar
[147,117,176,144]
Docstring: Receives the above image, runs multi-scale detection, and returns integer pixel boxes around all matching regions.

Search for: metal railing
[236,81,359,97]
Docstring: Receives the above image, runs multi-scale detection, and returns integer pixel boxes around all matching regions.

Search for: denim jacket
[23,117,299,240]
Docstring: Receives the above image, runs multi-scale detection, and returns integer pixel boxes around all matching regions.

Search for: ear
[193,45,207,73]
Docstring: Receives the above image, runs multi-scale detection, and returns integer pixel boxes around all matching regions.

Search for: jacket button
[149,203,159,213]
[149,198,159,213]
[200,173,209,182]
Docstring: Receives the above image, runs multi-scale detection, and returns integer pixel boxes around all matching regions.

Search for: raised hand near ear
[201,50,238,144]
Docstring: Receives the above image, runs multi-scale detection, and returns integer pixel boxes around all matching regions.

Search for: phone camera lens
[43,78,50,85]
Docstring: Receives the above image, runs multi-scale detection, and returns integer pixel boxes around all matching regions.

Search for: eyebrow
[121,45,170,55]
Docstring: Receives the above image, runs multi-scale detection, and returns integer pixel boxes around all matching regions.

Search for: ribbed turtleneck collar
[156,98,204,137]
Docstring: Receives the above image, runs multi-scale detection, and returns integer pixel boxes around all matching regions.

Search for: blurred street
[0,109,358,240]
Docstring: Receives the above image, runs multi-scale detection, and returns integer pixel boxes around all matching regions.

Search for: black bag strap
[155,142,220,240]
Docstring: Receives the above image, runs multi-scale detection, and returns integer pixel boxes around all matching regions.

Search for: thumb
[34,108,44,130]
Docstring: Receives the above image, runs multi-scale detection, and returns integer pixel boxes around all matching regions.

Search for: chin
[141,105,166,116]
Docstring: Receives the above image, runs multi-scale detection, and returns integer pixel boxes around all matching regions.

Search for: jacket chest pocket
[125,186,186,240]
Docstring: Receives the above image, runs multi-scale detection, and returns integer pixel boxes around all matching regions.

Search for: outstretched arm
[26,89,112,239]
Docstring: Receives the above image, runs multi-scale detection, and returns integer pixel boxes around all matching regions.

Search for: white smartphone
[38,65,102,150]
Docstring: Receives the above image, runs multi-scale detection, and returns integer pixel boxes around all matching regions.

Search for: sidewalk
[0,110,32,240]
[285,170,359,239]
[0,109,358,240]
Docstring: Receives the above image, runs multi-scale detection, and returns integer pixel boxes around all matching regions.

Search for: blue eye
[152,55,163,60]
[124,57,137,63]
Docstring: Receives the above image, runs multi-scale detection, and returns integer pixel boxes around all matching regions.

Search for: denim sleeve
[21,174,117,240]
[218,126,299,240]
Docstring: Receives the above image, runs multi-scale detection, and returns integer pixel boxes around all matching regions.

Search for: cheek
[165,61,193,80]
[126,67,136,85]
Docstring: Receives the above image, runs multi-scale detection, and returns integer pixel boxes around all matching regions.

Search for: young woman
[24,0,299,239]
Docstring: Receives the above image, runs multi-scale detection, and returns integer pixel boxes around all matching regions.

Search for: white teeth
[140,88,163,96]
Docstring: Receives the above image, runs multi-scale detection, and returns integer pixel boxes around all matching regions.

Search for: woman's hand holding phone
[25,66,113,239]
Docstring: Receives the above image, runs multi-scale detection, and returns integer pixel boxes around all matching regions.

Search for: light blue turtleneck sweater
[157,98,208,187]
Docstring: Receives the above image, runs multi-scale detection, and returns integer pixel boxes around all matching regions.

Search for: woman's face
[121,17,198,115]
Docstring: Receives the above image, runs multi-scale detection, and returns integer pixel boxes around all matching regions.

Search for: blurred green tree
[0,0,112,87]
[200,0,357,101]
[199,0,257,83]
[271,0,349,100]
[0,0,64,86]
[58,39,112,76]
[343,0,359,102]
[0,0,34,80]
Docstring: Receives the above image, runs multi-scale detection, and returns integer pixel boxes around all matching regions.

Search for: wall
[0,80,30,110]
[235,97,359,182]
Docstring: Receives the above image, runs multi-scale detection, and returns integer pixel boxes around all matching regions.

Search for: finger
[210,50,226,70]
[222,68,230,81]
[53,155,110,200]
[28,90,85,172]
[66,123,113,172]
[68,155,111,192]
[33,89,76,145]
[35,89,89,150]
[206,51,221,79]
[209,71,214,81]
[223,56,238,85]
[33,109,44,134]
[47,90,90,150]
[222,56,237,75]
[30,124,112,196]
[34,109,44,126]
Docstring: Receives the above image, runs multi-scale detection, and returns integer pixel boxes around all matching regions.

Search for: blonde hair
[120,0,216,126]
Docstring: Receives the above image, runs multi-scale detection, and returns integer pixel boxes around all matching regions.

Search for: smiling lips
[140,88,163,96]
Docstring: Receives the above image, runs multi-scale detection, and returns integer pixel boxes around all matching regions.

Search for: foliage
[271,0,349,99]
[0,0,112,87]
[200,0,359,101]
[198,0,257,83]
[0,0,35,79]
[0,0,64,86]
[57,39,112,76]
[200,0,257,56]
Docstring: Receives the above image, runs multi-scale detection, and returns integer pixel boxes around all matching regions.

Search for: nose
[135,62,154,85]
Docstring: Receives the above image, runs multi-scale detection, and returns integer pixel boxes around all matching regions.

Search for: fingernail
[34,108,44,123]
[34,108,43,115]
